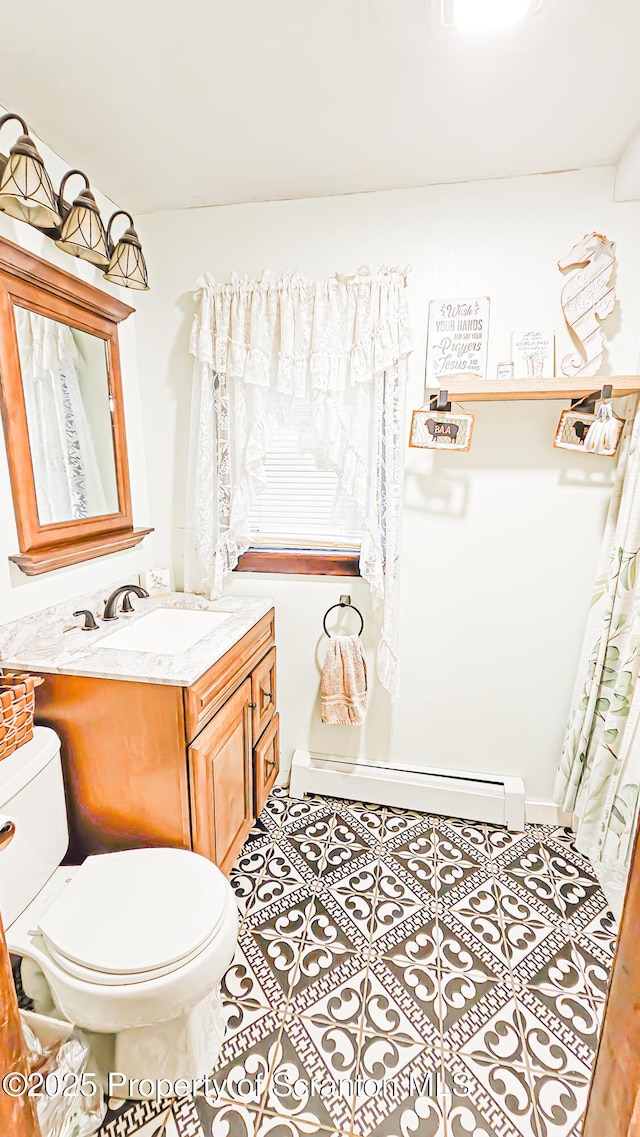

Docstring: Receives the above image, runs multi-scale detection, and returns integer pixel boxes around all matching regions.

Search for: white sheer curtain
[186,267,414,694]
[16,308,107,523]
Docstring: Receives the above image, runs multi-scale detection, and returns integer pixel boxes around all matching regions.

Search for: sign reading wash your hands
[425,296,490,382]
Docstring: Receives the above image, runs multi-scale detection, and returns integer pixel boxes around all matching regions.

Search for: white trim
[289,749,526,832]
[524,800,573,827]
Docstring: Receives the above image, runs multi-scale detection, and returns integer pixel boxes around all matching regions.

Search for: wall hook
[430,389,451,412]
[570,384,613,415]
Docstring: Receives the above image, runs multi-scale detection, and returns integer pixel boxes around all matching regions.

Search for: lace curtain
[186,267,414,694]
[15,308,107,523]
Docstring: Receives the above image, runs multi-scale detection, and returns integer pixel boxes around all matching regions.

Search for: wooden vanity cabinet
[34,609,279,873]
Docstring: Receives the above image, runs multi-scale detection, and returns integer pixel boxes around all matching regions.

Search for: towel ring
[323,595,364,638]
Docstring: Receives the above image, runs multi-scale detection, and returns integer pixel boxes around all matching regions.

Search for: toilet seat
[43,923,222,985]
[38,848,229,987]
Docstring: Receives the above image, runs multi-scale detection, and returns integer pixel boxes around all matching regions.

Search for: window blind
[247,404,362,550]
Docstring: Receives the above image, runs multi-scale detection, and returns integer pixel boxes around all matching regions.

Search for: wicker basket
[0,672,43,761]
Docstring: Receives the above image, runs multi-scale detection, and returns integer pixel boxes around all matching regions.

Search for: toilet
[0,726,238,1096]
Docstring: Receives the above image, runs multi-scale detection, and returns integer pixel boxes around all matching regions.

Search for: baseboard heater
[289,750,526,832]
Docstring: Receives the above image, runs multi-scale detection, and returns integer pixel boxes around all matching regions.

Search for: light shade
[452,0,533,30]
[104,211,149,290]
[55,169,109,267]
[0,113,62,228]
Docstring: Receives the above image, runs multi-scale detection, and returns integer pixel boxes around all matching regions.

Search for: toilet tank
[0,726,69,928]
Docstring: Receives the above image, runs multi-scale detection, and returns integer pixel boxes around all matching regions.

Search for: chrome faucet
[103,584,149,621]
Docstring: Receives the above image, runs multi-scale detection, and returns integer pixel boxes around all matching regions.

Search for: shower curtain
[185,267,414,695]
[16,308,107,523]
[555,398,640,917]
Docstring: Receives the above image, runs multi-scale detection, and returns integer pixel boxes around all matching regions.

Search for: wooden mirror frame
[0,237,152,575]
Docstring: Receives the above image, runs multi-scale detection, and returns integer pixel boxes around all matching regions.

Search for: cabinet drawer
[251,647,277,741]
[254,712,280,817]
[185,609,275,741]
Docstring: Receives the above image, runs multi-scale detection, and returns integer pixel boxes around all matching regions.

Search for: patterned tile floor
[98,789,617,1137]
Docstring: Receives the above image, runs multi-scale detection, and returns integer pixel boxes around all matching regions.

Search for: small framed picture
[140,567,172,595]
[554,409,624,456]
[409,408,475,452]
[511,329,555,377]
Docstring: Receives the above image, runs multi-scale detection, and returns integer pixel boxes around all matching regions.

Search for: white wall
[0,106,154,623]
[136,167,640,804]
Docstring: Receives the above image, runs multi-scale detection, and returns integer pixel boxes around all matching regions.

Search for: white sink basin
[95,608,231,655]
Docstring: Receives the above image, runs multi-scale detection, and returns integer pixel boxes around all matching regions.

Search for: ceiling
[1,0,639,214]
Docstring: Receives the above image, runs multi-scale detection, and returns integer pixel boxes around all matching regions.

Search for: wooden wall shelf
[425,377,640,403]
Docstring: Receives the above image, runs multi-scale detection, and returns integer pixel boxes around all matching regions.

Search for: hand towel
[321,635,368,725]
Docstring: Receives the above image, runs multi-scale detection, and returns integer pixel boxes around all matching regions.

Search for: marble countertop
[0,593,274,687]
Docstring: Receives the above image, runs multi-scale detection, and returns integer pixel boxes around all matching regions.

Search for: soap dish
[22,631,65,660]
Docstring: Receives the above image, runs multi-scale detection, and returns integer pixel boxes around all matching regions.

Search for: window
[235,401,362,576]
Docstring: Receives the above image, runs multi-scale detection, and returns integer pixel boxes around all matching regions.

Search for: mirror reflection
[14,304,119,524]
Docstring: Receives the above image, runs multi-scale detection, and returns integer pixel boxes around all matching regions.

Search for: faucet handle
[73,609,99,632]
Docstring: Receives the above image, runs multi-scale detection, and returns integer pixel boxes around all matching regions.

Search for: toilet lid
[38,848,229,983]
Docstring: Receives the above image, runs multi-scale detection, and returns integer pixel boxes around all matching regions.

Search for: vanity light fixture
[443,0,542,31]
[0,109,149,288]
[0,113,62,229]
[55,169,110,267]
[104,211,149,291]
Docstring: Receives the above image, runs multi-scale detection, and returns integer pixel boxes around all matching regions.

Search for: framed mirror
[0,237,152,574]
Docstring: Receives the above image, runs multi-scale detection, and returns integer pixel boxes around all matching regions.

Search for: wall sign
[554,408,623,456]
[425,297,490,383]
[511,329,555,378]
[558,232,617,378]
[409,408,475,452]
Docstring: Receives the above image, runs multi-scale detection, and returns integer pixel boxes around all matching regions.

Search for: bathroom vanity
[4,596,279,873]
[0,242,281,875]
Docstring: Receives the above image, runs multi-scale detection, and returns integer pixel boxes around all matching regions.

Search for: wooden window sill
[235,549,361,576]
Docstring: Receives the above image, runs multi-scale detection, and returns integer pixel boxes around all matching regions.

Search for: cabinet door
[254,712,280,817]
[0,910,41,1137]
[188,678,254,874]
[251,646,277,741]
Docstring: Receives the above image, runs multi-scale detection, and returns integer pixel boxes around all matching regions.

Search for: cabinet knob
[249,701,257,709]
